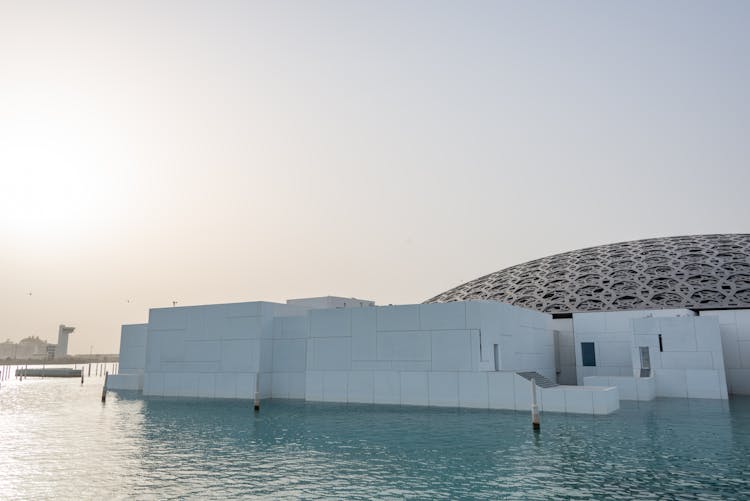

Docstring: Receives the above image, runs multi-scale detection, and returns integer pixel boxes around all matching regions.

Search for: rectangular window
[581,342,596,367]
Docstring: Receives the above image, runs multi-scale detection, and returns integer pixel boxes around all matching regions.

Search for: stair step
[516,371,558,388]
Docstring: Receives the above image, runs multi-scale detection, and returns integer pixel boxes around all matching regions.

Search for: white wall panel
[458,373,488,408]
[272,339,307,372]
[220,339,257,372]
[685,370,722,399]
[160,331,186,362]
[419,302,466,330]
[563,388,593,414]
[573,313,605,334]
[428,372,458,407]
[184,341,220,362]
[487,372,516,410]
[323,371,348,402]
[149,308,188,330]
[347,371,374,403]
[310,309,351,338]
[660,352,714,370]
[305,371,324,400]
[197,373,215,398]
[215,373,237,398]
[431,330,472,371]
[143,373,164,396]
[373,371,400,405]
[654,369,687,398]
[377,332,430,361]
[236,373,256,399]
[225,316,262,340]
[539,388,566,412]
[400,372,429,406]
[311,338,351,371]
[376,305,420,331]
[351,308,377,361]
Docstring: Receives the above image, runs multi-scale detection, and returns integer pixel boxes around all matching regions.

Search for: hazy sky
[1,1,749,354]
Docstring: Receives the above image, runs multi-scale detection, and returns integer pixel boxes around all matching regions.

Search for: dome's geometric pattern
[425,234,750,314]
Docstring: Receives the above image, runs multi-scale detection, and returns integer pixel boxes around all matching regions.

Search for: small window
[581,342,596,367]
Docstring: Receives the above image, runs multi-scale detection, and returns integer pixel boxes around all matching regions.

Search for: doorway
[639,346,651,377]
[493,344,500,371]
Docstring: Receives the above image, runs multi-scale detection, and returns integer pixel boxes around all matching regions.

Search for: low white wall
[305,370,618,414]
[108,373,143,391]
[584,376,655,401]
[699,309,750,395]
[107,324,148,391]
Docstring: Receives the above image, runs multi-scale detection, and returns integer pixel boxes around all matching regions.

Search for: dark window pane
[581,342,596,367]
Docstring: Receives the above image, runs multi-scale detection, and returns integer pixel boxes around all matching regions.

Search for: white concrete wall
[304,301,556,408]
[115,299,629,413]
[270,314,309,399]
[632,316,728,399]
[142,302,297,399]
[699,309,750,395]
[584,376,655,401]
[573,309,694,384]
[108,324,148,391]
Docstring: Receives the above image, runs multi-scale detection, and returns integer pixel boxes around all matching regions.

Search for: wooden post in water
[88,363,91,377]
[531,379,540,432]
[81,370,84,385]
[253,377,260,412]
[101,371,109,403]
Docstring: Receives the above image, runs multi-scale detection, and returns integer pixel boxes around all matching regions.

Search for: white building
[109,234,750,414]
[109,297,619,415]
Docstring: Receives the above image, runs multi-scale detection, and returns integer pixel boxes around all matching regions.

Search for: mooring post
[253,377,260,412]
[81,371,84,385]
[531,379,540,432]
[101,371,109,403]
[88,363,91,377]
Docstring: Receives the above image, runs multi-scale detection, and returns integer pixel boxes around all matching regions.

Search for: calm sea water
[1,365,750,500]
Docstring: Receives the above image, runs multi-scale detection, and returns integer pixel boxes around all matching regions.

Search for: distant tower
[57,324,75,357]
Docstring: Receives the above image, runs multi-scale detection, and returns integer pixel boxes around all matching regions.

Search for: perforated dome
[425,234,750,314]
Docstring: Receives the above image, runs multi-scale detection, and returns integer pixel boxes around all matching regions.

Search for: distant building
[0,325,75,360]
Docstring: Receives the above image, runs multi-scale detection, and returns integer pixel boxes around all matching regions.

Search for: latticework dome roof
[425,234,750,314]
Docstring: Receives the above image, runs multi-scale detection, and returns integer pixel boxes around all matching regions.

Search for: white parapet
[584,376,655,401]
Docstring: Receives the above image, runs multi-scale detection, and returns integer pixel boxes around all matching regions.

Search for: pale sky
[1,1,749,354]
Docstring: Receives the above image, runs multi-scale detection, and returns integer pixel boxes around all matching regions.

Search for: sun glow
[0,101,130,246]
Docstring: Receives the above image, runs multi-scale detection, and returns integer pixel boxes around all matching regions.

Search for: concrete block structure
[109,297,617,415]
[109,234,750,415]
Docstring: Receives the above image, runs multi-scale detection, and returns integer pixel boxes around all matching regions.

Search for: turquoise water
[1,367,750,499]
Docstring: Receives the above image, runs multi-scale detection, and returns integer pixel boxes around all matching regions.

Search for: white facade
[579,310,729,400]
[110,293,750,412]
[698,310,750,395]
[108,324,148,390]
[109,298,621,414]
